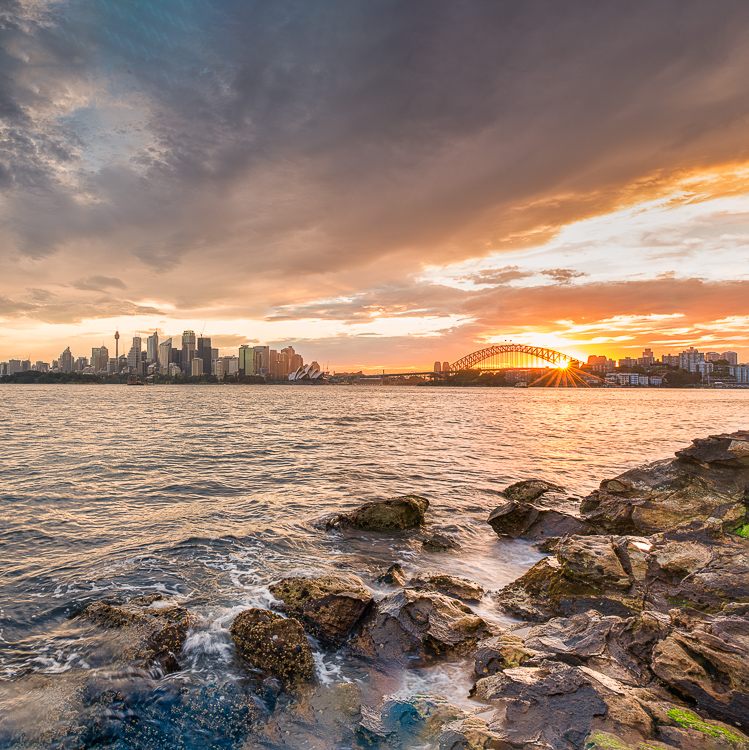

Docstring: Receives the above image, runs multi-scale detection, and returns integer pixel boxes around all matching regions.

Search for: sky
[1,0,749,371]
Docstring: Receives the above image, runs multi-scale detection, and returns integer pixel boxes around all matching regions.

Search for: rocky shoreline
[77,430,749,749]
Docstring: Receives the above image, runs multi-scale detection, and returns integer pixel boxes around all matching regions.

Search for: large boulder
[269,575,373,647]
[580,432,749,537]
[82,594,196,673]
[349,589,493,663]
[229,609,315,686]
[651,605,749,729]
[488,479,594,542]
[318,495,430,531]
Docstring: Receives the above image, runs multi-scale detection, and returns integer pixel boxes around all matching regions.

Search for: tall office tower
[158,338,172,372]
[434,361,442,372]
[722,351,739,366]
[238,344,253,376]
[191,358,204,377]
[7,360,21,375]
[146,331,159,363]
[91,346,109,371]
[197,336,212,376]
[269,349,279,378]
[127,336,142,372]
[59,347,74,372]
[252,346,270,375]
[290,353,303,371]
[181,330,196,372]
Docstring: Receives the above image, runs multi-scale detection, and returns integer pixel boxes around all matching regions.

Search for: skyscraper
[238,344,253,376]
[146,331,159,363]
[59,347,74,373]
[197,336,212,376]
[158,338,173,372]
[181,330,196,372]
[127,336,142,372]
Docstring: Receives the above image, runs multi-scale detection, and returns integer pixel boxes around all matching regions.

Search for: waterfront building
[661,354,680,367]
[35,361,49,372]
[730,366,749,383]
[618,357,636,368]
[253,345,270,375]
[191,358,204,377]
[91,346,109,372]
[158,338,172,373]
[223,356,239,376]
[238,345,253,376]
[214,359,224,380]
[8,359,22,375]
[146,332,159,363]
[639,348,655,366]
[679,347,704,373]
[197,336,212,376]
[696,362,714,376]
[722,351,739,366]
[168,363,181,377]
[59,347,74,373]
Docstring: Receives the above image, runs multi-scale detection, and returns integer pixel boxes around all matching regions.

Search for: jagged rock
[488,500,594,541]
[503,479,566,503]
[470,661,655,749]
[229,609,314,686]
[473,634,537,678]
[438,716,511,749]
[409,572,485,602]
[269,575,373,647]
[580,432,749,536]
[377,563,408,586]
[422,532,461,551]
[651,606,749,729]
[349,588,493,663]
[82,594,196,673]
[317,495,430,531]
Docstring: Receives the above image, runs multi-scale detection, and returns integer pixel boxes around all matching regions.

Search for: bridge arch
[450,344,577,371]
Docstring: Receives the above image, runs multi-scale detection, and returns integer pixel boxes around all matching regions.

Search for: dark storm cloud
[2,0,749,312]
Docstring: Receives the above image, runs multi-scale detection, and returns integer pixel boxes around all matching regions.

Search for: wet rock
[487,500,594,541]
[580,432,749,536]
[377,563,408,586]
[81,594,196,673]
[229,608,314,686]
[317,495,430,531]
[438,716,510,749]
[349,588,493,663]
[503,479,566,503]
[409,572,485,603]
[422,532,461,551]
[651,607,749,729]
[470,661,654,749]
[269,575,373,647]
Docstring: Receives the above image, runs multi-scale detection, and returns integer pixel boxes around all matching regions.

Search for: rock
[473,634,537,678]
[470,661,655,749]
[651,607,749,729]
[503,479,566,503]
[229,608,315,686]
[269,575,373,647]
[82,594,196,673]
[580,432,749,536]
[409,573,485,603]
[349,588,493,663]
[488,500,594,541]
[422,533,461,551]
[318,495,430,531]
[438,716,511,749]
[377,563,408,586]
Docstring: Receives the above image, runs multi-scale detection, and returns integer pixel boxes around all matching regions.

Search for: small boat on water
[126,374,146,386]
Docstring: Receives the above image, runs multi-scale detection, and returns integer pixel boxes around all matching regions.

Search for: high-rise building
[181,330,196,372]
[722,351,739,366]
[705,352,722,362]
[91,346,109,371]
[639,348,655,366]
[8,359,22,375]
[253,346,270,375]
[662,354,680,367]
[197,336,212,376]
[127,336,142,372]
[158,338,172,372]
[146,331,159,363]
[679,347,704,373]
[59,347,74,372]
[238,345,253,376]
[191,358,204,377]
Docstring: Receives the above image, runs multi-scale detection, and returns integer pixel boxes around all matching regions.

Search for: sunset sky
[2,1,749,370]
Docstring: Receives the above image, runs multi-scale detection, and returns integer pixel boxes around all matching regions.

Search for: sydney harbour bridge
[351,344,610,387]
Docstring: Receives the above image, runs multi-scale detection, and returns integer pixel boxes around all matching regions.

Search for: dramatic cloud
[1,1,749,364]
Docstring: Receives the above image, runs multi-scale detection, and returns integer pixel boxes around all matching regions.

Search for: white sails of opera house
[288,363,324,381]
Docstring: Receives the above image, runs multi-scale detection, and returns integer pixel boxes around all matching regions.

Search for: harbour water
[1,384,748,748]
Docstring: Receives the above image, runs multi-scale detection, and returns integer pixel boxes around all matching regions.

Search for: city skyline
[1,3,749,368]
